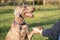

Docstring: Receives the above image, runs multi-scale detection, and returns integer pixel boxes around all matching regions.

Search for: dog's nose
[32,15,34,18]
[32,7,35,11]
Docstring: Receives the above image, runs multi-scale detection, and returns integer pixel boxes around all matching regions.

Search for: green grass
[0,5,60,40]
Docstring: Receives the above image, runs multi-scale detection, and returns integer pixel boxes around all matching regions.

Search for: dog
[6,5,35,40]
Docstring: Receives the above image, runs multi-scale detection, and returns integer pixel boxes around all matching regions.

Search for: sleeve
[42,20,60,39]
[42,28,53,38]
[42,28,59,39]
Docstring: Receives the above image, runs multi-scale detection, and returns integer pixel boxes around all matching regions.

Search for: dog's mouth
[23,8,35,18]
[24,12,34,18]
[29,9,35,18]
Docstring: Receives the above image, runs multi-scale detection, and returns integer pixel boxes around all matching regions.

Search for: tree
[4,0,8,4]
[43,0,45,5]
[11,0,15,5]
[0,0,1,3]
[22,0,25,5]
[33,0,35,5]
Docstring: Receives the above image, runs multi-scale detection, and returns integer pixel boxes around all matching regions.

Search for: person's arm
[33,28,55,38]
[42,28,52,37]
[33,27,52,37]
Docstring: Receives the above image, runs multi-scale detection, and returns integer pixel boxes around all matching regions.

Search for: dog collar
[13,20,26,25]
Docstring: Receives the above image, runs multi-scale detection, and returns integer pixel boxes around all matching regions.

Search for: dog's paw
[32,27,43,34]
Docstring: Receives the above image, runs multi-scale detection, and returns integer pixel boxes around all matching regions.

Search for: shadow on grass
[46,38,58,40]
[0,18,13,33]
[0,26,10,33]
[28,20,58,28]
[0,9,14,14]
[0,26,10,40]
[0,17,14,24]
[36,7,60,11]
[0,7,60,15]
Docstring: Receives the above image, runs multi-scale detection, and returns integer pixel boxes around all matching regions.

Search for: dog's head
[14,5,35,18]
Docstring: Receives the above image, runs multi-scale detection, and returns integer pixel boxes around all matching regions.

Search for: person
[33,20,60,40]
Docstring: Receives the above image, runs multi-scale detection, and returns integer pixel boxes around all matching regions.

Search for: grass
[0,5,60,40]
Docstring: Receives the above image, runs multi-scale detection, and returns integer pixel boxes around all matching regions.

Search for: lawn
[0,5,60,40]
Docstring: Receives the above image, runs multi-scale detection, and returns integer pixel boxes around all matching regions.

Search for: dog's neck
[14,16,26,25]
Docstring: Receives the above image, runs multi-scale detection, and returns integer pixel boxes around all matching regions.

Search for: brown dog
[6,5,35,40]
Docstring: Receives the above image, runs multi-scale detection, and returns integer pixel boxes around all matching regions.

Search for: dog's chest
[11,25,21,40]
[12,25,27,40]
[6,25,21,40]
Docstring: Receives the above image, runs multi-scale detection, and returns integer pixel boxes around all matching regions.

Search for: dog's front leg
[23,25,35,40]
[28,30,35,40]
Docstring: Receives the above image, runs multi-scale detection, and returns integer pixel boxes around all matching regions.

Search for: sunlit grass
[0,5,60,40]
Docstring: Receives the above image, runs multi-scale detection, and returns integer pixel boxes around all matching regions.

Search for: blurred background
[0,0,60,6]
[0,0,60,40]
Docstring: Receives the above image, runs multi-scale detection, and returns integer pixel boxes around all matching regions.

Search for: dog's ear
[14,5,27,17]
[14,8,20,17]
